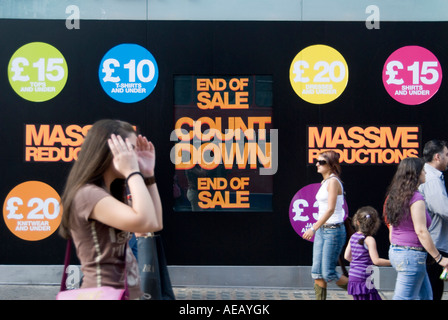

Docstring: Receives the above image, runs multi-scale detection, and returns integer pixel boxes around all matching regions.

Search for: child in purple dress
[344,206,391,300]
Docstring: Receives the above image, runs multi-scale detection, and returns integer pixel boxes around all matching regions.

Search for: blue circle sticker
[99,43,159,103]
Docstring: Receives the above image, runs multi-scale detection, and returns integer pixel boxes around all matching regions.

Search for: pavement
[0,284,396,300]
[173,286,395,300]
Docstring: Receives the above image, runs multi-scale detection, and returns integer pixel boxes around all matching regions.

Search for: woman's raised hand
[108,134,139,178]
[136,134,156,177]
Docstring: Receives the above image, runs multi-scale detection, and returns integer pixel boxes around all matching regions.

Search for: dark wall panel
[0,20,446,266]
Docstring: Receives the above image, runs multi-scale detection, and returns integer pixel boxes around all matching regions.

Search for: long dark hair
[384,157,425,227]
[59,119,136,239]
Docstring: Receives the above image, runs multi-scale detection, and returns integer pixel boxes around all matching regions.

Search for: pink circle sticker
[289,183,348,242]
[382,46,442,105]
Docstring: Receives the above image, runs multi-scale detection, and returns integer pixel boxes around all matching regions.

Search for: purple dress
[347,232,382,300]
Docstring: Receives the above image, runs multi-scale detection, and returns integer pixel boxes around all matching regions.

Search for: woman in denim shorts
[384,157,448,300]
[303,150,348,300]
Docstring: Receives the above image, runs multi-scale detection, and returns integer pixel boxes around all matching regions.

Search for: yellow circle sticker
[3,181,62,241]
[289,44,349,104]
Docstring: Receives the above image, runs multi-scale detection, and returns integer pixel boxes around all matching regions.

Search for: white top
[315,175,345,224]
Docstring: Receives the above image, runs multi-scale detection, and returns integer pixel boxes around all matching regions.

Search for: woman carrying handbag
[58,119,163,300]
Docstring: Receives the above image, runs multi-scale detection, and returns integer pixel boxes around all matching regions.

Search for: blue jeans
[389,245,432,300]
[311,224,346,282]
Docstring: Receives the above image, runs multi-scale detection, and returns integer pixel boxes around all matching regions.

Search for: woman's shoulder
[327,176,341,184]
[72,184,110,221]
[410,190,425,203]
[74,184,110,206]
[326,175,343,190]
[76,183,107,195]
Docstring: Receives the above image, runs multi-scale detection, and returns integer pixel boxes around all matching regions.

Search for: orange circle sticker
[3,181,62,241]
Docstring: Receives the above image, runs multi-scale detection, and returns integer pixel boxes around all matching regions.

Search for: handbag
[137,233,175,300]
[56,240,129,300]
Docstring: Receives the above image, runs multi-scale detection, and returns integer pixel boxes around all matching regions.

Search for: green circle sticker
[8,42,68,102]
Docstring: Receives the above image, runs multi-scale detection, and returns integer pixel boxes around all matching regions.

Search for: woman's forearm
[416,228,439,259]
[313,208,335,230]
[147,182,163,230]
[127,174,160,231]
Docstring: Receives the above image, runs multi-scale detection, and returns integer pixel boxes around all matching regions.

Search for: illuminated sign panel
[173,75,274,212]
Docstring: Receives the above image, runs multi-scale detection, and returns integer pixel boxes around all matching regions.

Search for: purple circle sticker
[382,45,442,105]
[289,183,348,242]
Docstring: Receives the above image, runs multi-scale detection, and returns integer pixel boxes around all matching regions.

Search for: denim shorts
[389,245,432,300]
[311,223,346,282]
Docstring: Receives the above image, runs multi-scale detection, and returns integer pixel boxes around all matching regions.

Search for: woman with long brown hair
[385,157,448,300]
[59,119,162,300]
[303,150,348,299]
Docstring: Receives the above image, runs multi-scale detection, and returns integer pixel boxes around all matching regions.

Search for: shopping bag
[137,234,175,300]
